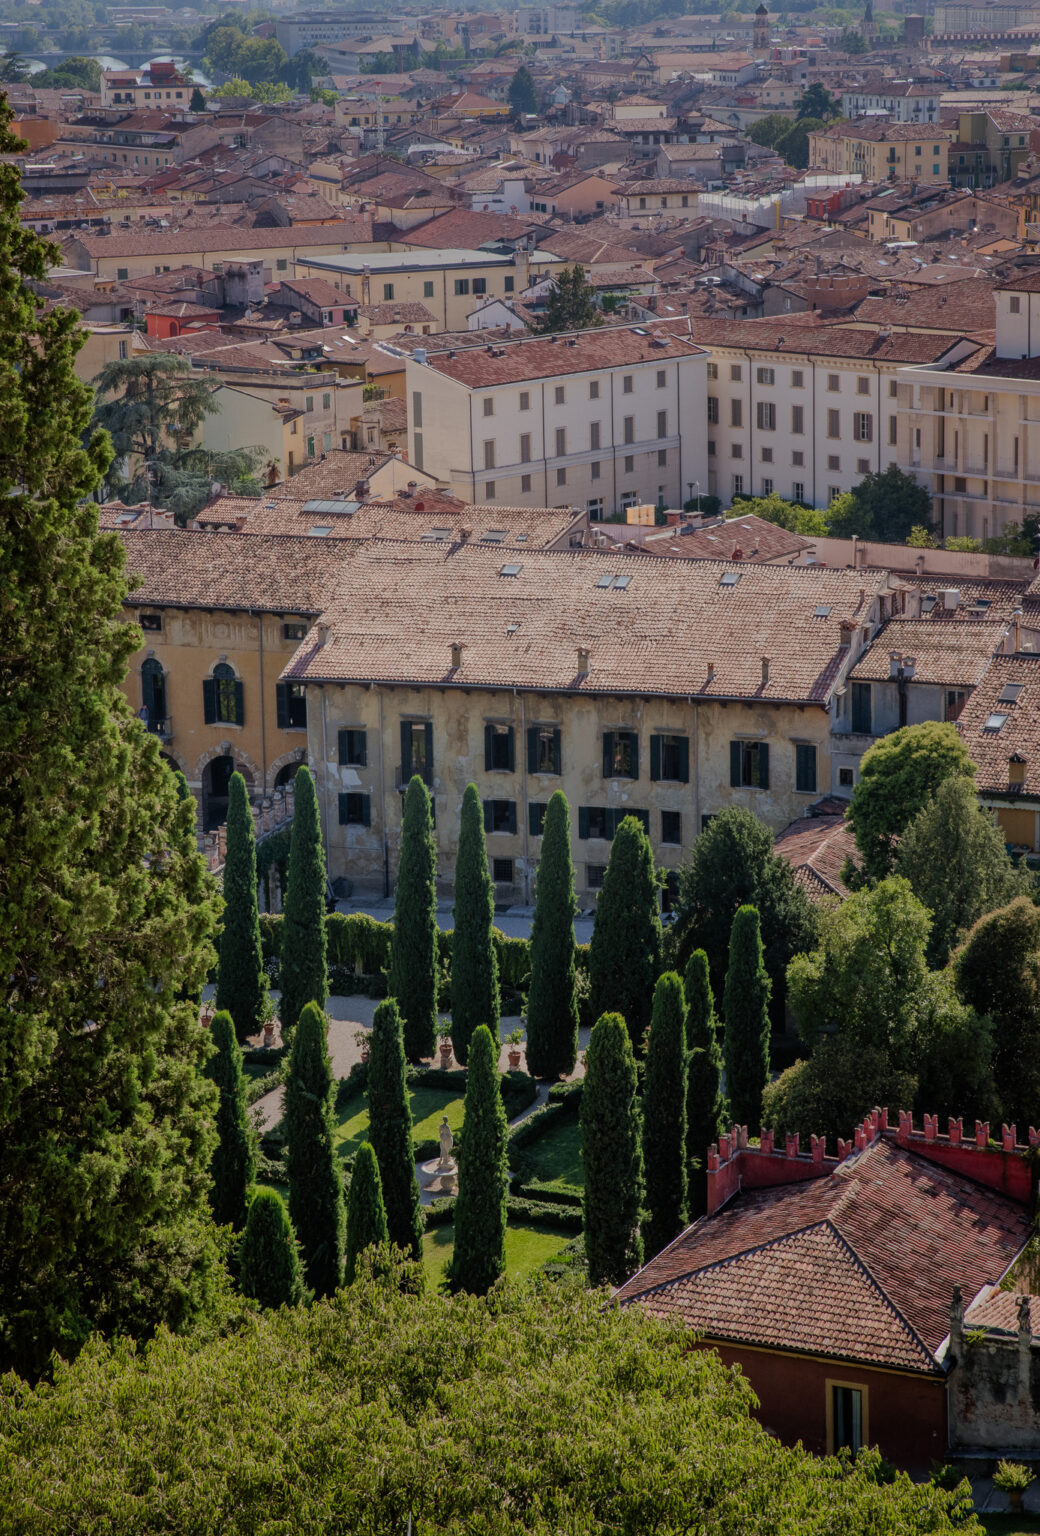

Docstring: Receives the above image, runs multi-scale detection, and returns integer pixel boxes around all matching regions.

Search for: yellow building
[808,121,951,184]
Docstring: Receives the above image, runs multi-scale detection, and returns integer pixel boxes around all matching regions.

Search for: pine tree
[344,1141,389,1284]
[450,1024,508,1295]
[215,771,269,1043]
[238,1189,304,1309]
[0,100,220,1377]
[207,1009,256,1232]
[389,775,438,1063]
[451,783,499,1067]
[284,1001,344,1298]
[642,973,688,1258]
[684,950,726,1219]
[581,1012,644,1287]
[723,907,772,1134]
[588,816,662,1054]
[526,790,579,1080]
[535,265,603,333]
[367,998,424,1261]
[507,63,538,115]
[279,765,327,1043]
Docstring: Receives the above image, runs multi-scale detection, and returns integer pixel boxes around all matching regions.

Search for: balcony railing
[147,716,172,740]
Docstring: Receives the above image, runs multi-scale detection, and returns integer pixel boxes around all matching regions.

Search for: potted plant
[994,1460,1035,1513]
[438,1027,454,1069]
[506,1026,524,1071]
[353,1027,370,1064]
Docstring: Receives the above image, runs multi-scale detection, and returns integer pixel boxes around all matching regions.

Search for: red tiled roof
[774,804,856,900]
[956,651,1040,800]
[849,618,1000,686]
[616,1139,1030,1371]
[421,324,704,387]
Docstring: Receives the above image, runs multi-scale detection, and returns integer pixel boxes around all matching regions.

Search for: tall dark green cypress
[525,790,579,1080]
[215,771,269,1043]
[723,906,772,1135]
[684,950,726,1219]
[284,1001,344,1298]
[450,1023,508,1295]
[588,817,661,1053]
[367,998,424,1261]
[238,1188,304,1308]
[581,1012,644,1287]
[642,973,688,1258]
[206,1009,256,1231]
[278,766,327,1042]
[451,783,499,1067]
[345,1141,389,1283]
[389,775,438,1063]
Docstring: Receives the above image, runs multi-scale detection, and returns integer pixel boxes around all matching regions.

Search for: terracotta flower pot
[439,1043,454,1069]
[507,1048,522,1071]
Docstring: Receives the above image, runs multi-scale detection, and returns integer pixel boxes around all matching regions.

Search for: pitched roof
[284,539,883,703]
[686,316,977,364]
[201,495,581,546]
[419,324,704,387]
[849,618,1000,686]
[956,652,1040,800]
[642,513,813,565]
[117,530,355,613]
[774,802,856,900]
[615,1139,1030,1371]
[63,216,374,258]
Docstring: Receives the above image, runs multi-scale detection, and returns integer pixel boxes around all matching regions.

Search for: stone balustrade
[201,781,296,874]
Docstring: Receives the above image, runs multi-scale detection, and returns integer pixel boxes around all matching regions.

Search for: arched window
[203,662,243,726]
[140,657,166,730]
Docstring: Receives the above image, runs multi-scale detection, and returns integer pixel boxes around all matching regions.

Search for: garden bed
[421,1220,574,1285]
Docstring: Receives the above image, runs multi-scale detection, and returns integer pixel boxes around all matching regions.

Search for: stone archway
[267,746,307,793]
[195,742,262,831]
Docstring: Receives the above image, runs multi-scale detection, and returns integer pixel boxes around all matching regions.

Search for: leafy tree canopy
[535,265,603,334]
[508,63,538,115]
[728,492,830,536]
[745,112,795,147]
[796,81,840,119]
[847,721,975,883]
[827,465,933,545]
[774,116,824,168]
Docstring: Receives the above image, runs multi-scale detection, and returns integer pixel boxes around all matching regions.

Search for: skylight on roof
[596,573,613,588]
[499,563,523,577]
[720,571,741,587]
[814,605,831,618]
[998,682,1024,704]
[921,594,938,611]
[483,529,507,543]
[971,598,992,612]
[308,526,332,537]
[984,712,1008,730]
[422,527,452,540]
[614,573,632,590]
[516,533,529,543]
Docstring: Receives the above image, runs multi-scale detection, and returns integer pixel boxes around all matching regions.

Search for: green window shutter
[730,740,741,787]
[424,721,433,779]
[400,721,412,779]
[203,677,217,725]
[338,728,348,765]
[552,727,561,774]
[578,806,590,839]
[484,723,494,771]
[361,794,371,827]
[527,726,538,774]
[758,743,770,790]
[629,732,639,780]
[529,802,545,836]
[649,735,661,782]
[678,735,690,783]
[275,682,290,730]
[356,731,367,768]
[338,792,349,824]
[506,800,517,834]
[483,800,493,832]
[233,680,244,724]
[506,727,515,773]
[602,732,614,778]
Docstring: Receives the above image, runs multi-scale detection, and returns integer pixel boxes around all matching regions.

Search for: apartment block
[808,121,951,184]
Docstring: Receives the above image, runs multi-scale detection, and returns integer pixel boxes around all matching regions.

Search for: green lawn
[334,1085,466,1161]
[422,1222,571,1285]
[523,1115,584,1192]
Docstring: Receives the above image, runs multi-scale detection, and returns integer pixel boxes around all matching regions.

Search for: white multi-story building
[406,324,708,517]
[840,81,943,124]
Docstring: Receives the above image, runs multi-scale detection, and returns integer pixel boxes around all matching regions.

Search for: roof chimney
[315,621,329,646]
[451,641,462,669]
[577,646,590,676]
[889,650,902,678]
[761,656,770,685]
[707,661,715,682]
[902,655,916,679]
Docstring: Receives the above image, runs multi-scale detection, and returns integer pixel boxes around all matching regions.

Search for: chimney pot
[451,642,462,669]
[707,661,715,682]
[577,646,590,676]
[761,656,770,685]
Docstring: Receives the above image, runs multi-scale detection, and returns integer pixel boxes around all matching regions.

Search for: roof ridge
[821,1213,937,1367]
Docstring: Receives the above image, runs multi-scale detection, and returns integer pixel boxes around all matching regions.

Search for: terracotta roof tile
[774,805,856,900]
[850,618,1000,686]
[957,652,1040,799]
[421,324,704,388]
[117,530,354,613]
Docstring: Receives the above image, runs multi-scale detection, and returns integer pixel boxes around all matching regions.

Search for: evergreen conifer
[525,790,579,1079]
[588,816,661,1053]
[367,998,424,1261]
[450,1024,508,1295]
[723,907,772,1134]
[344,1141,389,1283]
[451,784,499,1066]
[207,1009,256,1231]
[642,973,688,1257]
[581,1012,644,1286]
[279,766,327,1041]
[238,1189,304,1308]
[389,776,438,1063]
[215,771,268,1043]
[0,100,220,1376]
[684,950,726,1218]
[284,1001,344,1298]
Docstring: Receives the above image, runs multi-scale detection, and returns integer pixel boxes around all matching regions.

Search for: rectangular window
[555,427,567,456]
[383,283,394,300]
[521,473,531,492]
[424,280,435,298]
[762,448,773,464]
[400,719,433,785]
[756,366,775,386]
[587,862,608,886]
[793,480,805,502]
[857,376,870,396]
[590,379,600,399]
[707,396,719,424]
[756,401,776,431]
[624,456,635,475]
[827,409,840,439]
[827,373,840,392]
[454,278,470,295]
[857,458,870,475]
[945,689,967,722]
[831,1386,864,1456]
[484,722,515,772]
[140,614,163,632]
[529,802,547,837]
[322,392,331,411]
[729,739,770,789]
[851,682,872,735]
[657,409,667,437]
[483,440,496,470]
[492,856,513,883]
[519,391,530,411]
[657,448,667,467]
[889,416,898,446]
[338,791,370,826]
[519,433,531,463]
[792,369,804,387]
[338,728,367,766]
[650,732,689,783]
[656,368,667,388]
[485,481,495,499]
[730,364,742,381]
[731,400,742,428]
[603,729,638,779]
[661,809,682,845]
[483,798,517,834]
[277,258,288,272]
[762,476,773,495]
[623,374,633,394]
[412,390,423,429]
[117,267,129,280]
[732,473,743,495]
[590,421,601,450]
[504,276,514,293]
[587,496,603,517]
[792,404,804,435]
[275,681,307,730]
[473,278,486,296]
[795,743,818,793]
[623,416,635,445]
[1010,295,1022,314]
[556,467,567,486]
[706,363,718,380]
[731,443,743,459]
[483,397,495,417]
[554,385,565,405]
[853,412,873,443]
[591,461,601,480]
[528,725,562,775]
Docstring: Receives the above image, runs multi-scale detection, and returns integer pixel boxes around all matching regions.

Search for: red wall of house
[698,1341,948,1471]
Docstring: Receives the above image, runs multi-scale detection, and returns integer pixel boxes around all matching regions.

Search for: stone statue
[437,1115,455,1171]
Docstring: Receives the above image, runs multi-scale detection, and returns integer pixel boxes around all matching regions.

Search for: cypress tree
[581,1012,644,1287]
[526,790,579,1080]
[367,998,424,1261]
[389,775,438,1063]
[642,973,688,1258]
[206,1009,256,1232]
[723,906,772,1134]
[279,765,327,1042]
[215,771,269,1043]
[345,1141,389,1283]
[284,1001,344,1298]
[588,817,661,1054]
[172,769,193,803]
[450,1024,508,1295]
[684,950,726,1219]
[451,783,499,1067]
[238,1189,304,1309]
[0,100,220,1377]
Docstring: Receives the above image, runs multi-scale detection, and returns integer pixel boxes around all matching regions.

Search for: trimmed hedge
[507,1081,583,1197]
[424,1195,582,1235]
[511,1180,583,1209]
